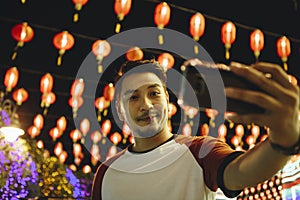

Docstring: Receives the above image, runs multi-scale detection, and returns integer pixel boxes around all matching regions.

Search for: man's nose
[139,97,153,111]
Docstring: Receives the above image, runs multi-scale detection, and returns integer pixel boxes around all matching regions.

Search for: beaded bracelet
[268,136,300,156]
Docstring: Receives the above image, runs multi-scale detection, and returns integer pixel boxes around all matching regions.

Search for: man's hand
[225,61,299,148]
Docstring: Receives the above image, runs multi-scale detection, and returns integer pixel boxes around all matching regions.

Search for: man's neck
[131,128,173,153]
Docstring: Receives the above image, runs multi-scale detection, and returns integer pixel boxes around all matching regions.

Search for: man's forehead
[120,72,164,93]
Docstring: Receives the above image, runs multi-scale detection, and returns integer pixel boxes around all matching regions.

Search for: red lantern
[157,52,175,70]
[82,165,92,174]
[101,119,112,137]
[126,46,144,61]
[73,143,82,158]
[33,114,44,130]
[190,12,205,54]
[53,31,75,66]
[110,131,122,145]
[235,124,244,138]
[59,151,68,164]
[182,123,192,136]
[92,40,111,73]
[154,2,171,45]
[11,22,34,60]
[276,36,291,71]
[288,74,298,86]
[41,92,56,115]
[250,29,264,62]
[68,96,84,118]
[54,142,63,156]
[70,78,85,97]
[218,124,227,138]
[40,73,54,94]
[72,0,89,22]
[103,83,115,102]
[90,130,102,143]
[4,67,19,92]
[114,0,132,33]
[27,125,40,138]
[201,123,210,136]
[221,21,236,60]
[69,129,82,142]
[49,127,61,141]
[80,118,90,136]
[12,88,29,106]
[95,96,110,121]
[57,116,67,133]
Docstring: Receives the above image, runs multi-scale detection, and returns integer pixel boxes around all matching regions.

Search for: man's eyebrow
[123,83,162,96]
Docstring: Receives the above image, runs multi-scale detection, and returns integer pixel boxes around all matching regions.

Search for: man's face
[117,72,169,139]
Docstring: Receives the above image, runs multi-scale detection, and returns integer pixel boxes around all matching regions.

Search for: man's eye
[129,95,138,101]
[150,91,160,96]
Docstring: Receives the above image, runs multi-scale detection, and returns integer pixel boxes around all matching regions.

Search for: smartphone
[178,59,265,114]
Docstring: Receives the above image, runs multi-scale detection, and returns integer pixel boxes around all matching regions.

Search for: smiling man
[91,59,300,200]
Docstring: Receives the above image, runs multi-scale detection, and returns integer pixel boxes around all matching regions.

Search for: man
[91,59,299,200]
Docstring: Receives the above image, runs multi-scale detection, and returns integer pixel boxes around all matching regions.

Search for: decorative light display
[157,52,175,71]
[72,0,88,22]
[189,12,205,54]
[250,29,264,62]
[10,22,34,60]
[154,2,171,45]
[126,46,144,61]
[52,31,75,66]
[92,40,111,73]
[276,36,291,71]
[114,0,132,33]
[69,78,85,118]
[221,21,236,60]
[4,66,19,93]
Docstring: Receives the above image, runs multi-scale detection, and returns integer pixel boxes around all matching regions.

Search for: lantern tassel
[11,51,18,60]
[283,62,288,71]
[194,45,199,55]
[115,23,121,33]
[73,13,79,22]
[158,34,164,45]
[43,107,48,115]
[57,55,62,66]
[225,48,230,60]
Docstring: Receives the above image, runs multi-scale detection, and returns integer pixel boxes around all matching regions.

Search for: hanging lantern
[80,118,90,136]
[59,151,68,164]
[68,96,84,118]
[182,123,192,136]
[20,0,26,4]
[53,31,75,66]
[106,145,118,160]
[276,36,291,71]
[40,73,54,94]
[157,52,175,70]
[12,88,29,106]
[126,46,144,61]
[54,142,64,156]
[34,114,44,130]
[288,74,298,86]
[218,124,227,139]
[4,67,19,92]
[122,123,131,143]
[92,40,111,73]
[110,131,122,145]
[90,130,102,143]
[82,165,92,174]
[103,83,115,102]
[235,124,244,138]
[101,119,111,144]
[11,22,34,60]
[27,125,40,139]
[72,0,88,22]
[114,0,132,33]
[49,127,61,141]
[154,2,171,45]
[189,12,205,54]
[73,143,82,158]
[36,140,44,149]
[250,29,264,62]
[69,129,82,142]
[201,123,209,136]
[56,116,67,133]
[221,21,236,60]
[70,78,85,97]
[251,125,260,139]
[91,144,101,166]
[41,92,56,115]
[94,96,110,121]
